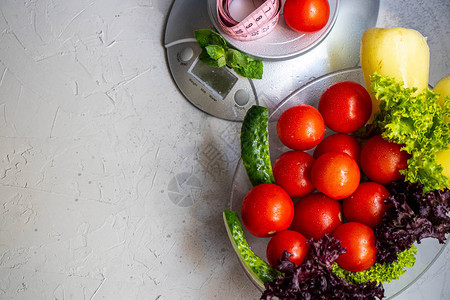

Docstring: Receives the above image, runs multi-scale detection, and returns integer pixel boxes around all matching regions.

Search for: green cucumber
[223,210,281,287]
[240,105,275,186]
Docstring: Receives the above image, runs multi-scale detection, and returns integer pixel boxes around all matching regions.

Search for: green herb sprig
[194,29,263,79]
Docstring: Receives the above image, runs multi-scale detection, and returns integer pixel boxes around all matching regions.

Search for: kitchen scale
[164,0,380,121]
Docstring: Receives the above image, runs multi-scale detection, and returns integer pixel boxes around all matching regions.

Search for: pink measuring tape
[216,0,282,41]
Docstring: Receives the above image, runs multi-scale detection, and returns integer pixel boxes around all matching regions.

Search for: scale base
[164,0,379,121]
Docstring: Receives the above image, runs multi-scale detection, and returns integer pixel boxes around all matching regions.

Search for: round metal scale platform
[164,0,380,121]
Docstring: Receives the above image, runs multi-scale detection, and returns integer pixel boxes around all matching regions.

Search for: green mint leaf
[205,45,225,60]
[226,48,248,68]
[233,58,263,79]
[194,29,226,48]
[198,50,221,67]
[194,29,263,79]
[216,56,227,68]
[209,31,227,47]
[194,30,211,48]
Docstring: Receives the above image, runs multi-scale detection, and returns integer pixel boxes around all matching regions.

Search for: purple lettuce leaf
[374,180,450,264]
[261,235,384,300]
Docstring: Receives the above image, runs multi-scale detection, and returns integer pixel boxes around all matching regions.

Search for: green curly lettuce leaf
[370,73,450,192]
[332,245,417,284]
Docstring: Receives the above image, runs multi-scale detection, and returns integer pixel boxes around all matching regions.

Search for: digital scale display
[188,59,238,99]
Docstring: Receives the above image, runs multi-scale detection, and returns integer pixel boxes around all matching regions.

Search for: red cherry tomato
[276,104,325,150]
[313,133,362,166]
[291,192,343,240]
[241,183,294,237]
[332,222,377,272]
[311,152,360,199]
[343,182,392,228]
[283,0,330,33]
[266,230,309,268]
[318,81,372,133]
[360,135,411,185]
[273,150,315,198]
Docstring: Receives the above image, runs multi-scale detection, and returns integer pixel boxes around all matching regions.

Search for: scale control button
[234,89,249,106]
[179,47,194,62]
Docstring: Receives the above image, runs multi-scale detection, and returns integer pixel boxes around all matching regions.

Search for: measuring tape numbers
[216,0,282,41]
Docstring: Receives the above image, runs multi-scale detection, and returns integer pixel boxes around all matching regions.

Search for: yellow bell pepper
[433,76,450,122]
[360,27,430,121]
